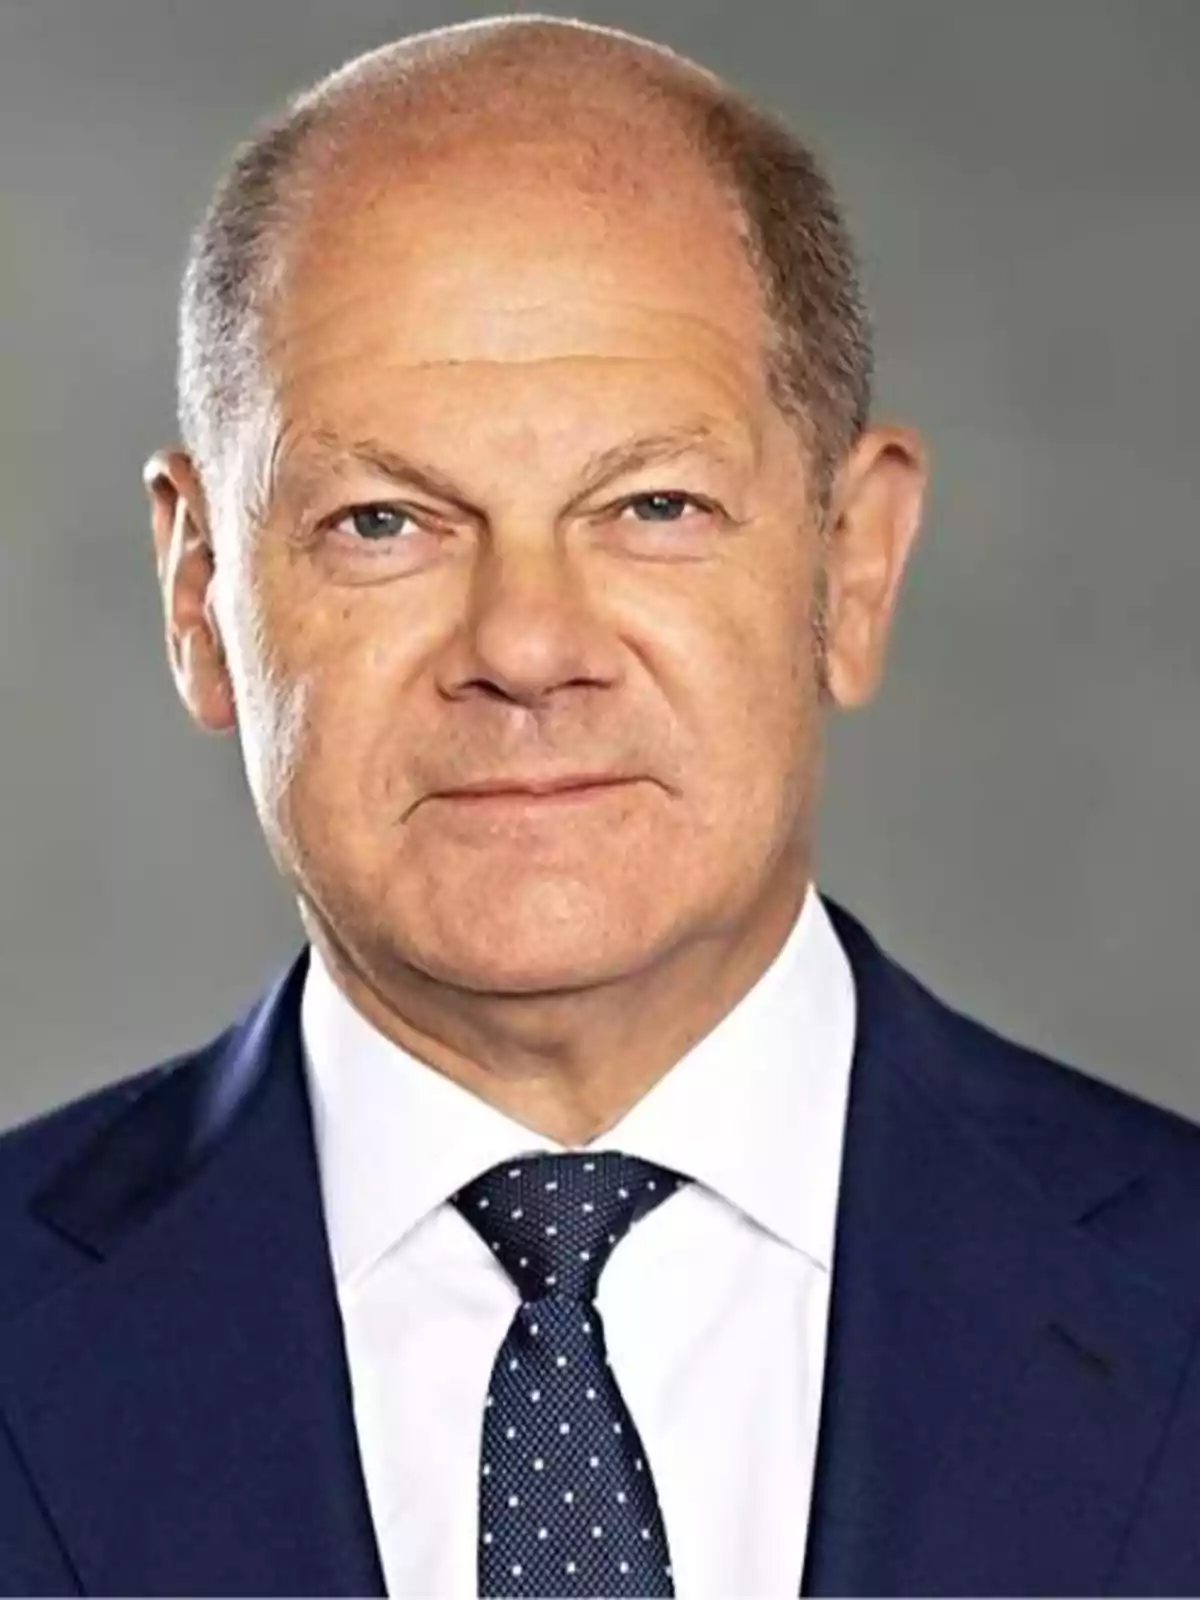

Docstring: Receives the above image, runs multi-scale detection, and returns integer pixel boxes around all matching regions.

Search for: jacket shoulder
[0,1055,186,1314]
[931,974,1199,1138]
[0,1062,170,1185]
[831,900,1200,1302]
[830,898,1200,1151]
[938,990,1200,1277]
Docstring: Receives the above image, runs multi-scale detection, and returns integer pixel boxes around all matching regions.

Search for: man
[2,13,1199,1597]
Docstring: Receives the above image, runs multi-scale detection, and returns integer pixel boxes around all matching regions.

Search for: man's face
[154,142,921,996]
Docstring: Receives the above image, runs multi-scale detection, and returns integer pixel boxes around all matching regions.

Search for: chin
[395,879,677,996]
[424,951,627,997]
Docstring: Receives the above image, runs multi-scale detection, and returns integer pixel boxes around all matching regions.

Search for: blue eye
[335,505,415,541]
[620,492,705,522]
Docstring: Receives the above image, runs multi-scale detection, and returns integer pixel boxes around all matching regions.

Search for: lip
[436,774,638,803]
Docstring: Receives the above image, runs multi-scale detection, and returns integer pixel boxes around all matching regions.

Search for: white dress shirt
[301,887,856,1598]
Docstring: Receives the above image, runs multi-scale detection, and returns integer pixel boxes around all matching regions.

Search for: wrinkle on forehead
[267,133,766,361]
[268,287,770,414]
[249,283,797,526]
[269,346,769,481]
[264,358,768,495]
[246,146,788,509]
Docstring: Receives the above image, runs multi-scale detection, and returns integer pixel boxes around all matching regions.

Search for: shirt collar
[301,886,856,1290]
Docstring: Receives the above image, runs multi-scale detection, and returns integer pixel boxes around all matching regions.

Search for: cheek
[673,578,820,796]
[217,565,357,827]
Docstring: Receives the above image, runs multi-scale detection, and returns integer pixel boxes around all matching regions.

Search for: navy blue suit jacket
[3,902,1200,1596]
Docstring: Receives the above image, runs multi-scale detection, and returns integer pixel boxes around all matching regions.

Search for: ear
[144,448,237,734]
[821,425,928,709]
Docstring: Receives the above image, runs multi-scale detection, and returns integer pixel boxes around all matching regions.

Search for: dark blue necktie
[451,1151,690,1598]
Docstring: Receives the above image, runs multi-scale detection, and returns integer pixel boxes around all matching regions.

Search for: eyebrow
[299,421,749,517]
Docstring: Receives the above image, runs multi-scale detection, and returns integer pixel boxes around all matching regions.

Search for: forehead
[260,153,773,446]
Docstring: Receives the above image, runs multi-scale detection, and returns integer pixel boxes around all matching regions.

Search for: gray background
[1,0,1197,1131]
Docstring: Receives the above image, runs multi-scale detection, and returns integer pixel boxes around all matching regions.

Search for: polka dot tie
[450,1151,690,1598]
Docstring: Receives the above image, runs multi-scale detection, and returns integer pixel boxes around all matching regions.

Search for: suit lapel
[0,953,386,1597]
[802,906,1200,1596]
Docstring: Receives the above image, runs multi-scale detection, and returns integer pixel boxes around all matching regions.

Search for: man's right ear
[144,448,237,734]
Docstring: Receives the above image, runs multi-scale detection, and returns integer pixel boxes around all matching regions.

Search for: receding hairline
[177,13,873,508]
[240,16,765,264]
[290,15,729,132]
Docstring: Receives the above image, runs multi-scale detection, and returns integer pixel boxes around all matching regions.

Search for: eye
[615,491,713,523]
[330,503,418,542]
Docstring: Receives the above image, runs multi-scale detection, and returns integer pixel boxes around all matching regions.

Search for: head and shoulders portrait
[1,8,1199,1597]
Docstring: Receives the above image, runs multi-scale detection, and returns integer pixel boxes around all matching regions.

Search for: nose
[441,537,619,708]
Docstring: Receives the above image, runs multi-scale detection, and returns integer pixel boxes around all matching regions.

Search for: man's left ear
[821,425,928,709]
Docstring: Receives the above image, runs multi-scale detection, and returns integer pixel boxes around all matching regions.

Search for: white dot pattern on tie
[451,1151,688,1597]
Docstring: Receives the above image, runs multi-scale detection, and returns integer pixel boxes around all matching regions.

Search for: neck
[302,858,812,1146]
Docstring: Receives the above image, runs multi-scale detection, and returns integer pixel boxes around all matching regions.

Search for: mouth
[434,775,641,808]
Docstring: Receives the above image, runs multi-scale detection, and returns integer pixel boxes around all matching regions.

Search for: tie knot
[451,1151,688,1303]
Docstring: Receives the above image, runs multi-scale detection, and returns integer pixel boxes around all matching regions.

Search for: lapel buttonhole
[1044,1320,1114,1379]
